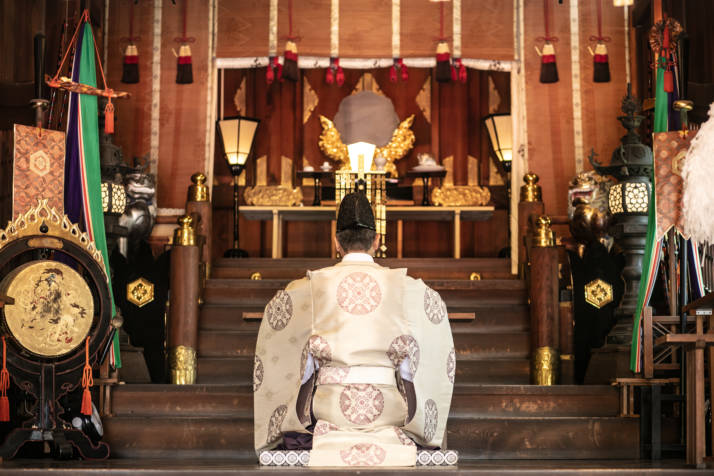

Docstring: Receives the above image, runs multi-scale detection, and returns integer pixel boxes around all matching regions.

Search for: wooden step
[103,414,638,460]
[200,304,529,333]
[450,385,620,418]
[212,257,514,280]
[196,356,530,385]
[111,384,617,419]
[197,330,530,359]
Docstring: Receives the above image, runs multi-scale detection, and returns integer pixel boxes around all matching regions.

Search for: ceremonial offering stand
[0,202,112,459]
[296,170,332,206]
[406,169,447,206]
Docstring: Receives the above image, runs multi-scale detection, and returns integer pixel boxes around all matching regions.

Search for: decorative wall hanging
[390,0,407,82]
[649,17,681,95]
[121,0,140,84]
[434,2,452,83]
[174,0,194,84]
[587,0,611,83]
[12,124,66,217]
[535,0,559,83]
[325,0,344,86]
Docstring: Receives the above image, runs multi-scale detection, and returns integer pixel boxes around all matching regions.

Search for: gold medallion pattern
[1,261,94,357]
[127,278,155,308]
[584,278,613,309]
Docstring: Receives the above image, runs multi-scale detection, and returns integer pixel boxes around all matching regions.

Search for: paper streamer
[392,0,400,58]
[269,0,278,56]
[569,0,584,173]
[150,0,162,174]
[330,0,339,57]
[452,0,462,58]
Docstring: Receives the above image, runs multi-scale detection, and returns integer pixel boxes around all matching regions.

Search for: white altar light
[217,116,260,176]
[483,113,513,170]
[347,142,376,173]
[608,181,649,215]
[613,0,633,6]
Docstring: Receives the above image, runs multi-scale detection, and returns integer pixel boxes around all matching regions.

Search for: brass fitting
[173,215,196,247]
[520,173,542,202]
[531,346,559,385]
[533,215,555,247]
[169,345,197,384]
[188,172,209,202]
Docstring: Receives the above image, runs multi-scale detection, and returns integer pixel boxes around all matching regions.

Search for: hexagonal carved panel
[584,279,613,309]
[127,278,155,308]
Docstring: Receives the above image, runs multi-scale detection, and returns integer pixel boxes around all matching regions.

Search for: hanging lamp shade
[483,113,513,170]
[216,116,260,176]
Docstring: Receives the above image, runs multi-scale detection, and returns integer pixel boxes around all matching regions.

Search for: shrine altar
[240,205,495,259]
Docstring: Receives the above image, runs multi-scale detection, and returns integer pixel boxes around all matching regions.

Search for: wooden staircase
[102,258,639,460]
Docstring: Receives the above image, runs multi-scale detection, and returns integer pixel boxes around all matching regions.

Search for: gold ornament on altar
[127,277,155,308]
[431,185,491,207]
[1,261,94,357]
[318,115,415,177]
[244,186,303,206]
[531,346,559,385]
[584,278,613,309]
[0,199,105,268]
[169,345,197,385]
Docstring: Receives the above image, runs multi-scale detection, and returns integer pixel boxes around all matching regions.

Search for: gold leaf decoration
[351,72,385,97]
[431,186,491,207]
[303,76,318,124]
[318,115,349,165]
[375,115,416,177]
[415,76,431,123]
[244,186,303,206]
[233,76,246,115]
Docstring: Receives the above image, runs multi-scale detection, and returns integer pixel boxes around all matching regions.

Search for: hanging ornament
[45,9,129,134]
[326,57,344,86]
[535,0,559,83]
[266,56,282,84]
[390,58,408,83]
[174,0,195,84]
[451,0,466,83]
[434,3,452,83]
[390,0,407,83]
[121,0,139,84]
[80,337,93,416]
[649,17,682,94]
[326,0,343,86]
[281,0,299,82]
[587,0,611,83]
[0,337,10,422]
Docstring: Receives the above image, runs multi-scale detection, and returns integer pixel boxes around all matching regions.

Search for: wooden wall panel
[156,0,211,208]
[578,1,628,182]
[106,0,154,169]
[215,0,513,60]
[524,0,575,218]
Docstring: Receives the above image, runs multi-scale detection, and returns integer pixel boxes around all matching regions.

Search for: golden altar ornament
[584,278,613,309]
[431,185,491,207]
[127,277,155,308]
[318,115,415,177]
[531,346,559,386]
[169,345,197,384]
[1,261,94,357]
[244,186,303,206]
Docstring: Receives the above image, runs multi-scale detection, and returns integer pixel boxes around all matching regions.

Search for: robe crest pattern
[387,335,420,376]
[266,290,293,330]
[253,355,264,392]
[339,384,385,425]
[337,272,382,314]
[340,443,386,466]
[424,288,447,324]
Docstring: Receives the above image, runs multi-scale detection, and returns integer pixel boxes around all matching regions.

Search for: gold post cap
[174,215,196,246]
[520,173,542,202]
[672,99,694,112]
[533,215,555,247]
[188,172,209,202]
[531,346,559,385]
[169,345,197,385]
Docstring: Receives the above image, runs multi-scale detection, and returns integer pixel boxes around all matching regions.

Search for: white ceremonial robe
[253,255,455,467]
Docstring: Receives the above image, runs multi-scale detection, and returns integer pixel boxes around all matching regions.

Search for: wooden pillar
[168,215,200,385]
[529,216,560,385]
[186,172,212,279]
[518,173,544,278]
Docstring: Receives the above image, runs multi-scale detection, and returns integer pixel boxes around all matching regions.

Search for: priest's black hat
[336,193,376,232]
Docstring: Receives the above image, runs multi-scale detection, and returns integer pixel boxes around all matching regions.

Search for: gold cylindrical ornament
[169,345,197,384]
[187,172,209,202]
[531,346,559,385]
[533,215,555,247]
[173,215,196,246]
[520,173,542,202]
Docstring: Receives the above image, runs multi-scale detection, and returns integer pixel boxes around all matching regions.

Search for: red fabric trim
[436,53,450,62]
[541,54,556,64]
[178,56,192,64]
[123,55,139,64]
[594,54,608,63]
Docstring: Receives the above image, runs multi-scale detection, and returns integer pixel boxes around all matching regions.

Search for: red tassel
[0,337,10,422]
[275,61,283,82]
[266,61,275,84]
[663,70,674,93]
[390,64,398,82]
[401,62,408,82]
[336,66,344,86]
[121,44,139,84]
[104,97,114,134]
[325,67,334,84]
[80,337,93,416]
[450,64,458,82]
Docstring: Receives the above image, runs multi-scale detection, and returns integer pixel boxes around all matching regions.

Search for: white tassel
[683,102,714,243]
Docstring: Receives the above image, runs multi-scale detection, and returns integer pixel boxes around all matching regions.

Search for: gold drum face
[1,260,94,357]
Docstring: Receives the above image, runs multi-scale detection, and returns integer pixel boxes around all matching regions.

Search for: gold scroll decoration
[318,115,415,177]
[244,186,303,206]
[415,76,431,123]
[351,73,385,97]
[127,277,155,308]
[1,260,93,357]
[233,77,246,116]
[169,345,197,384]
[431,185,490,207]
[303,76,318,124]
[584,278,613,309]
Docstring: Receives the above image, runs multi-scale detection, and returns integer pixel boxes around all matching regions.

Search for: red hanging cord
[80,336,93,416]
[536,0,558,43]
[174,0,196,44]
[589,0,611,43]
[0,337,10,422]
[288,0,294,39]
[49,9,90,86]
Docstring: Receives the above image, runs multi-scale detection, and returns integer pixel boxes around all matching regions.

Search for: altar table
[240,205,495,259]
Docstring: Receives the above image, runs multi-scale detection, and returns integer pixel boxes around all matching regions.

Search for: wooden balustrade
[167,172,211,385]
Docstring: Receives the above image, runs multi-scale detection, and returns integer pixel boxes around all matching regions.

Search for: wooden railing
[166,173,211,384]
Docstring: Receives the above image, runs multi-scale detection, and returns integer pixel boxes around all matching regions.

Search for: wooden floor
[0,459,705,475]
